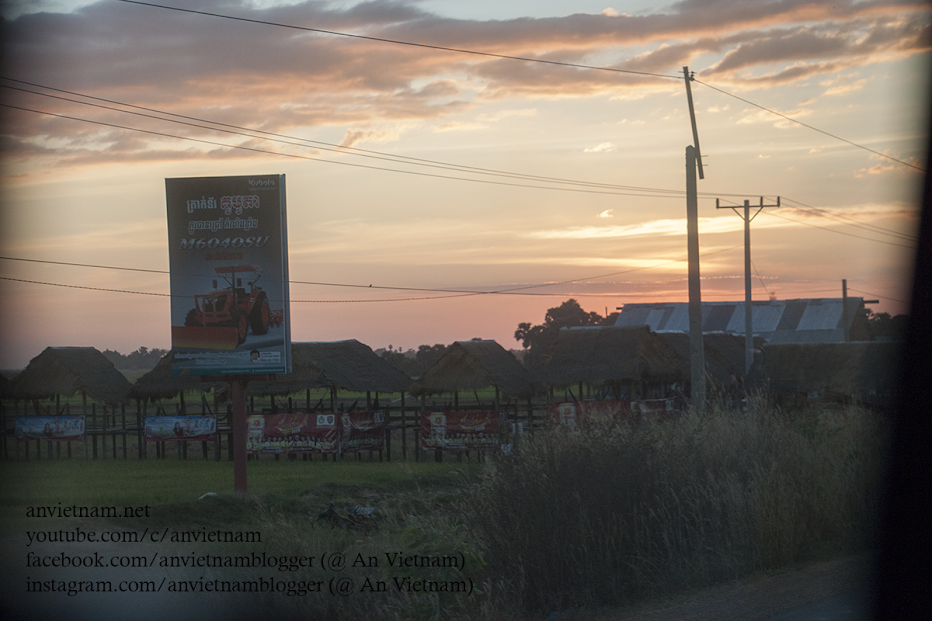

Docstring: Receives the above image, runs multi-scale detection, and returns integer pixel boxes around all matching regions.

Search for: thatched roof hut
[538,326,682,387]
[127,351,220,402]
[248,340,410,396]
[409,340,533,398]
[748,341,902,400]
[7,347,133,404]
[654,332,760,388]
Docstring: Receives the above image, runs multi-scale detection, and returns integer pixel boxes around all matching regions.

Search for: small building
[748,341,902,408]
[410,340,533,402]
[247,340,411,407]
[653,331,759,395]
[7,346,133,408]
[538,326,682,399]
[128,350,219,403]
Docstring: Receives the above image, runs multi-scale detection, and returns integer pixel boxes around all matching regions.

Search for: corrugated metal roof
[615,298,865,344]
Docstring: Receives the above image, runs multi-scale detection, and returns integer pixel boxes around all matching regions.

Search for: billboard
[15,416,85,442]
[166,175,291,375]
[420,411,502,451]
[246,413,340,455]
[341,411,386,452]
[143,416,217,441]
[548,400,634,426]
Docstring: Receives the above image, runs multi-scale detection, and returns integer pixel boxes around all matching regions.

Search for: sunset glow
[0,0,927,368]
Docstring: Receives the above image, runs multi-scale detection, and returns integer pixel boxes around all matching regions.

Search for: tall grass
[469,403,888,614]
[2,404,889,620]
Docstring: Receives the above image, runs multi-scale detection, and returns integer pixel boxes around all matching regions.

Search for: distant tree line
[865,310,909,341]
[102,347,168,370]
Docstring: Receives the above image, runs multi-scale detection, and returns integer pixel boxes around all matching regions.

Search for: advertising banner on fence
[420,411,501,451]
[246,413,339,454]
[166,174,291,375]
[548,401,633,426]
[341,411,386,452]
[143,416,217,441]
[15,416,85,442]
[631,399,677,418]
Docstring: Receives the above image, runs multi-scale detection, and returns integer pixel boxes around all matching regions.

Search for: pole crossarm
[716,196,781,217]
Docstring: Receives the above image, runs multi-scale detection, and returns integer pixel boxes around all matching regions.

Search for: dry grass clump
[469,403,887,614]
[246,477,493,621]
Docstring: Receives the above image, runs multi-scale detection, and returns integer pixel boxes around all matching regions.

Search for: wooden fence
[0,392,551,463]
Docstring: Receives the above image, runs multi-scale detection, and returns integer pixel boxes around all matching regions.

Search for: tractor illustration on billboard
[184,265,283,345]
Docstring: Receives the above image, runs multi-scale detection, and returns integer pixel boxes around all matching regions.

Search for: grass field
[1,404,889,621]
[1,459,475,530]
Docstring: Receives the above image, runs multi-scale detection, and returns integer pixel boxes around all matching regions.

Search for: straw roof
[410,340,533,398]
[248,340,410,396]
[538,326,682,387]
[7,347,133,404]
[654,332,759,387]
[127,351,221,402]
[748,341,903,396]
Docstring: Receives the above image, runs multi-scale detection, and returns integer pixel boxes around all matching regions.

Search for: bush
[469,404,887,613]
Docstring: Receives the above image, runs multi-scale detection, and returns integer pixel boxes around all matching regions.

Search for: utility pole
[683,66,705,410]
[842,279,849,342]
[716,197,780,374]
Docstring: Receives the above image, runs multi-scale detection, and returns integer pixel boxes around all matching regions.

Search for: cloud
[822,77,868,96]
[340,126,408,148]
[529,217,742,240]
[599,210,614,218]
[2,0,929,169]
[601,8,620,17]
[584,142,616,153]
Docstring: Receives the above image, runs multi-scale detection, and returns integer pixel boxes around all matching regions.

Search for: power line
[0,245,743,301]
[6,79,919,251]
[0,78,811,204]
[114,2,921,174]
[0,79,688,196]
[0,276,170,298]
[780,196,918,243]
[116,0,681,81]
[692,78,925,173]
[750,260,774,299]
[5,97,918,253]
[848,288,909,305]
[0,102,700,200]
[761,210,918,249]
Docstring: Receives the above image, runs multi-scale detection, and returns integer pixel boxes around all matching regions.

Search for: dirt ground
[574,555,873,621]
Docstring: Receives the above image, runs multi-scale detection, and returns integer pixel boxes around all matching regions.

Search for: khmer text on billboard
[166,175,291,375]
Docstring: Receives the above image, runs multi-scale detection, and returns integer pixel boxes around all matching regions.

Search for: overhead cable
[115,0,681,80]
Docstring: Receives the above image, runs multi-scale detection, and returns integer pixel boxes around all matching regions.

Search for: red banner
[420,411,501,451]
[144,416,216,441]
[247,413,339,454]
[341,411,385,452]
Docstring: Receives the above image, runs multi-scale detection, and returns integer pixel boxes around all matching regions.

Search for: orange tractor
[184,265,279,345]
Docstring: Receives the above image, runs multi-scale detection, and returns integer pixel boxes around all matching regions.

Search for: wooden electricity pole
[684,67,706,410]
[716,197,780,374]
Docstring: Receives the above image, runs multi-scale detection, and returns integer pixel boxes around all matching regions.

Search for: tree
[865,310,909,341]
[515,299,609,369]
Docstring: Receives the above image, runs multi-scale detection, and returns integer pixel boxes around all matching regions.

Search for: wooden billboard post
[204,374,274,494]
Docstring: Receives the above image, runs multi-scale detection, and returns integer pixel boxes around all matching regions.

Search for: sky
[0,0,929,369]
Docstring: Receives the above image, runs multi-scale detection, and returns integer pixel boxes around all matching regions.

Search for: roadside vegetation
[3,402,887,620]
